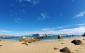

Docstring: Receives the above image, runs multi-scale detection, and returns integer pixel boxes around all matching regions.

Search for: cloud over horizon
[18,0,40,5]
[75,11,85,18]
[0,29,12,33]
[56,26,85,35]
[27,26,85,35]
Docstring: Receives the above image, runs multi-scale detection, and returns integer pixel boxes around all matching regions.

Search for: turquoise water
[0,35,82,41]
[0,38,20,42]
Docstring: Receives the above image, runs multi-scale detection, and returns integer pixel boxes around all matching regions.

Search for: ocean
[0,35,82,42]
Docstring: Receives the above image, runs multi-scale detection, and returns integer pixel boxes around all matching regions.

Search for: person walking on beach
[58,35,63,39]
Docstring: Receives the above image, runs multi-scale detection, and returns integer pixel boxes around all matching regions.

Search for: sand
[0,37,85,53]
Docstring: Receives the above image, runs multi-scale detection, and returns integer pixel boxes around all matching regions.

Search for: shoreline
[0,36,83,42]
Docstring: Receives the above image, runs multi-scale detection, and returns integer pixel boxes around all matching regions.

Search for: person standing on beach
[58,35,64,39]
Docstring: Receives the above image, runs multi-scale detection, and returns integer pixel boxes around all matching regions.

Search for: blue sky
[0,0,85,35]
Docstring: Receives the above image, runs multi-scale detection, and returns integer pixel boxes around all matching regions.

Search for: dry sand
[0,38,85,53]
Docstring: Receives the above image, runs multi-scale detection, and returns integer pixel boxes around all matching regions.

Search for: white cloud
[41,28,54,31]
[0,30,12,33]
[38,13,48,20]
[41,27,64,31]
[27,31,55,34]
[55,26,85,35]
[76,23,85,26]
[31,0,39,5]
[75,11,85,18]
[18,0,31,2]
[42,28,52,31]
[18,0,39,5]
[27,26,85,35]
[41,13,46,19]
[14,18,22,24]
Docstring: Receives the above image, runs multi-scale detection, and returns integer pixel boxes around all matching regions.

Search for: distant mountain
[0,35,20,39]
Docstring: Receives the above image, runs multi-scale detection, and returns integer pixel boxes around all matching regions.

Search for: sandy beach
[0,38,85,53]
